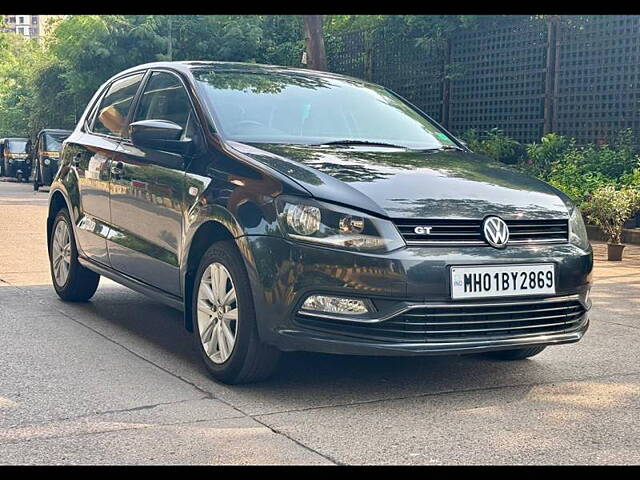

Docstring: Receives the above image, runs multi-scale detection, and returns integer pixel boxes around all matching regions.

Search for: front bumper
[239,235,593,356]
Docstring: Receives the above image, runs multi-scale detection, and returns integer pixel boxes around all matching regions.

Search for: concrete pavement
[1,180,639,464]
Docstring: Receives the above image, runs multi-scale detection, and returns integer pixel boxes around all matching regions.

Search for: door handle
[110,161,124,177]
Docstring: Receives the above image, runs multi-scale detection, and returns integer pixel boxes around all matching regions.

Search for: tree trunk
[303,15,327,71]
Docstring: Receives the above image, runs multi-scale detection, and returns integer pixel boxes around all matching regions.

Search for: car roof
[114,60,365,84]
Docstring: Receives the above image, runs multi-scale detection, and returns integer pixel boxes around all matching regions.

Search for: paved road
[1,180,639,464]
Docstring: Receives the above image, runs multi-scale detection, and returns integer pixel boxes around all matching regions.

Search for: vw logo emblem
[482,216,509,248]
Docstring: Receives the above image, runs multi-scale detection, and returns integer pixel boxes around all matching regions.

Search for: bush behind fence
[327,15,640,145]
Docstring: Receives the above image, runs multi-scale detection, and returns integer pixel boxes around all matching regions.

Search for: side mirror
[129,119,191,155]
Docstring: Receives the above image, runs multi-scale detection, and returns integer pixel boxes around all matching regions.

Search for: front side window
[193,69,457,150]
[92,73,144,137]
[133,71,196,140]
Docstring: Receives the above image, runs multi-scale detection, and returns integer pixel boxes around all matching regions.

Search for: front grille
[296,297,586,343]
[393,218,569,246]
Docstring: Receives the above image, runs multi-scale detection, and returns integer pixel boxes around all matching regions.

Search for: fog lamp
[301,295,371,315]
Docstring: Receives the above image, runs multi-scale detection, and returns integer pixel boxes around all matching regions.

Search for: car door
[107,70,195,296]
[67,72,145,266]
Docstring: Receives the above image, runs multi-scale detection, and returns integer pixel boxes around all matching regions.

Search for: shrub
[545,149,615,205]
[584,186,640,244]
[522,133,573,179]
[462,128,526,165]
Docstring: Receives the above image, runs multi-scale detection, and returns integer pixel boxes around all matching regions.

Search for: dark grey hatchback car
[47,61,593,383]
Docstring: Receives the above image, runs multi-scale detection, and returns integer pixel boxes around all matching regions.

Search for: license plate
[450,264,555,300]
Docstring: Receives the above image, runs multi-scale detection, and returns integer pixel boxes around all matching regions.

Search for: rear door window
[92,73,145,138]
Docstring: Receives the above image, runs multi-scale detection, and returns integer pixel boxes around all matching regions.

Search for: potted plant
[584,185,640,261]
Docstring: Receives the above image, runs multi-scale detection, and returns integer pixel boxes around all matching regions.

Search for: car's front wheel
[192,241,280,384]
[33,163,40,191]
[50,208,100,301]
[484,345,546,360]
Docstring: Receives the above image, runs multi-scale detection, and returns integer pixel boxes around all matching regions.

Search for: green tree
[0,33,44,137]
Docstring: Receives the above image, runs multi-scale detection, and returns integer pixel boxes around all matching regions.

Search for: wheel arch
[182,220,237,332]
[47,190,71,255]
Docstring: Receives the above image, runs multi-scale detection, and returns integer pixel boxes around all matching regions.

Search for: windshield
[43,133,68,151]
[6,140,28,153]
[194,70,458,150]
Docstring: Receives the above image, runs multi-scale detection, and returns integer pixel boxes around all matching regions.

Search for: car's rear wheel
[192,241,280,384]
[50,208,100,301]
[485,345,546,360]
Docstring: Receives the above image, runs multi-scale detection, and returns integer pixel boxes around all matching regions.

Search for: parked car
[1,137,31,182]
[47,62,593,384]
[32,129,73,190]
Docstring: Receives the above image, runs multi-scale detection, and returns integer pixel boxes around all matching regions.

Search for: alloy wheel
[196,262,238,364]
[52,219,71,287]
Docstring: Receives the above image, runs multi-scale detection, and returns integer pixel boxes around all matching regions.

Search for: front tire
[50,208,100,301]
[192,241,280,384]
[33,163,40,191]
[485,345,546,360]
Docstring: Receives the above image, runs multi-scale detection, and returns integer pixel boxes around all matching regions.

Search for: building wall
[1,14,64,39]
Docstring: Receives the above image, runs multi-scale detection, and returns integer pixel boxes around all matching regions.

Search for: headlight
[276,196,405,253]
[569,206,590,249]
[43,158,51,166]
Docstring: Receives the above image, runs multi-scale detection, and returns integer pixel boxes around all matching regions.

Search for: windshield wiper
[417,145,465,152]
[309,140,411,149]
[309,140,465,152]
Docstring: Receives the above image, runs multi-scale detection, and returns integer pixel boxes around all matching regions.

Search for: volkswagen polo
[47,62,593,383]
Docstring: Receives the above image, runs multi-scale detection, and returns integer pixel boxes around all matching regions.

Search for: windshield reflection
[194,69,458,150]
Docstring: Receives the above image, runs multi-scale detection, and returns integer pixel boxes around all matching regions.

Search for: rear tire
[192,241,280,384]
[50,208,100,302]
[485,345,546,360]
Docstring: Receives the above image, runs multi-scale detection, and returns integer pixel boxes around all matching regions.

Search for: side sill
[78,256,184,312]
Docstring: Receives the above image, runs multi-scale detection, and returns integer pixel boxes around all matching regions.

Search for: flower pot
[607,243,626,261]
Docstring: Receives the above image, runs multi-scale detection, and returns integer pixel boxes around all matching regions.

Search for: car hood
[230,142,571,220]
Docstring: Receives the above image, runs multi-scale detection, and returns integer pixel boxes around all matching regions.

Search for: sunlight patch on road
[0,396,18,409]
